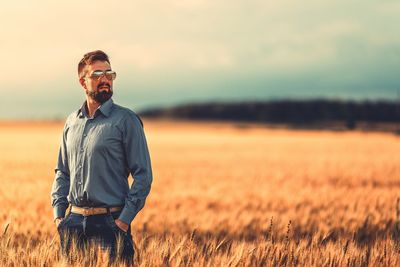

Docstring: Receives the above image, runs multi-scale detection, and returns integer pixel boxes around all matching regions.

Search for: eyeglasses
[88,70,117,81]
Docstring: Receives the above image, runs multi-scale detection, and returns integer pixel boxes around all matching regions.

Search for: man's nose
[99,74,109,82]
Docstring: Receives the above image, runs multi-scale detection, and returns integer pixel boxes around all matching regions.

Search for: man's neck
[86,97,101,118]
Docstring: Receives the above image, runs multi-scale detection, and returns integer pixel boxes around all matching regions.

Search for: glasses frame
[87,70,117,81]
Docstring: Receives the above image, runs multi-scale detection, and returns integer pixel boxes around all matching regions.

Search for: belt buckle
[83,207,94,216]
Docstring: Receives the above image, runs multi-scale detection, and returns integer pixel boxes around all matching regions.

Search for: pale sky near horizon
[0,0,399,119]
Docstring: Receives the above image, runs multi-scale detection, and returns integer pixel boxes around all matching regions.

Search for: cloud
[105,40,235,72]
[0,0,398,101]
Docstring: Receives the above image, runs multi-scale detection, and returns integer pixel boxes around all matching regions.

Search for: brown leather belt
[71,206,122,216]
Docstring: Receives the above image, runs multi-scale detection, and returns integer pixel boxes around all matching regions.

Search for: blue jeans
[57,210,134,264]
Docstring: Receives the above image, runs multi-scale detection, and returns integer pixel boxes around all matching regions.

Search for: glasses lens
[105,71,116,81]
[90,70,104,79]
[89,70,116,80]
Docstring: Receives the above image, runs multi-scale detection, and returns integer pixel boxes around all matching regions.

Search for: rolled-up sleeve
[118,113,153,224]
[51,122,70,220]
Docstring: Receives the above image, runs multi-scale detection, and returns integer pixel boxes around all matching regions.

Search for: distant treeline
[139,99,400,130]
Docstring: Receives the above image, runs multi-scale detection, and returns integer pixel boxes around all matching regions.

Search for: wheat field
[0,119,399,266]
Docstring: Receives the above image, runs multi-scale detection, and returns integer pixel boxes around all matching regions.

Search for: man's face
[79,60,114,104]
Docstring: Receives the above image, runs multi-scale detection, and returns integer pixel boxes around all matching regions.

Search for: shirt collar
[98,98,113,117]
[77,98,114,118]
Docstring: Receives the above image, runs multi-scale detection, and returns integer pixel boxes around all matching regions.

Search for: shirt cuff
[53,205,67,220]
[118,206,136,225]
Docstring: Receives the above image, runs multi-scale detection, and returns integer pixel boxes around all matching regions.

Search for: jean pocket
[56,220,64,230]
[105,213,120,230]
[57,213,71,231]
[108,215,130,237]
[113,223,128,236]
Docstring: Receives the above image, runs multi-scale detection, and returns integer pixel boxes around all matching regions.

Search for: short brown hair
[78,50,110,78]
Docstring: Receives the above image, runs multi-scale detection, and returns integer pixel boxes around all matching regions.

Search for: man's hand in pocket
[55,217,63,227]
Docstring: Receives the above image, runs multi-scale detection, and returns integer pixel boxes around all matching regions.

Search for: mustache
[97,82,111,90]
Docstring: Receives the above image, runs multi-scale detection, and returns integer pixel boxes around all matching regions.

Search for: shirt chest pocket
[86,124,122,155]
[66,123,85,152]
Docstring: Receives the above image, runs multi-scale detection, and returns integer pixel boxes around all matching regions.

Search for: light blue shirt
[51,98,153,224]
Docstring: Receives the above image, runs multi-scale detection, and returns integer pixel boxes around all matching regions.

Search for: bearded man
[51,50,153,264]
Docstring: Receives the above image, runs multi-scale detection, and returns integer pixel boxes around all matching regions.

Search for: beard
[87,83,113,104]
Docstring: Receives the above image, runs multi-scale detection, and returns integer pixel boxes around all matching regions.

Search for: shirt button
[83,134,87,137]
[80,148,84,152]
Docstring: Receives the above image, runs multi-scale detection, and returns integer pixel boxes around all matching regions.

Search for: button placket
[79,119,93,188]
[77,119,90,188]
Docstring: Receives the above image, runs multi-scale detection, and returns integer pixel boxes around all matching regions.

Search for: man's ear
[79,77,87,89]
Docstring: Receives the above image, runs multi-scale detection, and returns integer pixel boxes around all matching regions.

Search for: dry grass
[0,119,399,266]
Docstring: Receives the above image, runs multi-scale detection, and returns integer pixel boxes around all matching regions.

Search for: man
[51,50,153,264]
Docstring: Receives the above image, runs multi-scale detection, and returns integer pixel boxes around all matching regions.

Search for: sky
[0,0,399,119]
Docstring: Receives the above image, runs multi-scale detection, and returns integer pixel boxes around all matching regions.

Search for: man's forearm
[53,204,69,220]
[51,170,70,219]
[118,174,152,224]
